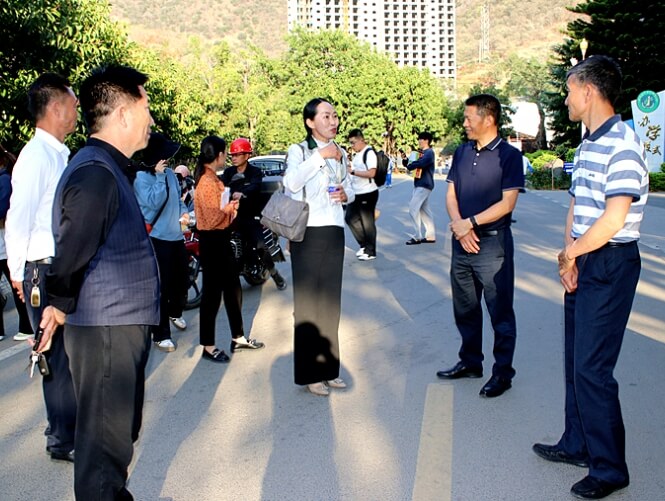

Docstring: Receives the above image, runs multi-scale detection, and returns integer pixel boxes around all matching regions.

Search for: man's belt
[604,241,636,248]
[27,257,53,265]
[476,229,501,237]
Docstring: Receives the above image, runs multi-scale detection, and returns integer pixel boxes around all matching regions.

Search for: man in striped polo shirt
[532,55,649,500]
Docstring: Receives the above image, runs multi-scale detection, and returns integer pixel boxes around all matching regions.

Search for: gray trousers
[409,187,436,240]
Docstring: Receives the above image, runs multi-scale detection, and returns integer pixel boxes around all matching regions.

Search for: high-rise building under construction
[287,0,456,79]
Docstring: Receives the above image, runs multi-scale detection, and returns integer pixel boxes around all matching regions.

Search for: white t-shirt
[351,146,378,195]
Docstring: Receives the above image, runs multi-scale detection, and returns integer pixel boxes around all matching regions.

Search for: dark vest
[53,145,160,326]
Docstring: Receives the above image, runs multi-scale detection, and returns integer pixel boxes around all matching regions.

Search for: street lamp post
[579,38,589,140]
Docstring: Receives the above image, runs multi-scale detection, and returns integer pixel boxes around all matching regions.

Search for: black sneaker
[272,272,287,290]
[231,337,265,353]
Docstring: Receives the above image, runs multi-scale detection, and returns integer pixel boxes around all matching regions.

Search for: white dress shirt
[283,138,355,228]
[5,128,69,281]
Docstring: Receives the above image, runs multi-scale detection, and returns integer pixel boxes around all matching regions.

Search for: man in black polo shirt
[437,94,524,398]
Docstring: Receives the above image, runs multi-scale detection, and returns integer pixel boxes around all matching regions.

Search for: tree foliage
[545,0,665,147]
[0,0,131,152]
[1,3,458,161]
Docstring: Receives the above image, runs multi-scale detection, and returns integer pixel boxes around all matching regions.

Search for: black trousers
[150,237,188,342]
[198,229,244,347]
[22,261,76,453]
[290,226,344,385]
[558,242,640,485]
[65,324,151,501]
[0,259,33,335]
[344,190,379,256]
[450,229,517,379]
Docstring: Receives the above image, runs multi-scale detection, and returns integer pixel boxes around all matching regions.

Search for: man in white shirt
[345,128,379,260]
[5,73,78,462]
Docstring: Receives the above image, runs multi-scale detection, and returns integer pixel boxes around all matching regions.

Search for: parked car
[248,154,286,177]
[249,154,286,207]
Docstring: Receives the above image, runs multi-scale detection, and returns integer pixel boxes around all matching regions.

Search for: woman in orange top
[193,136,265,363]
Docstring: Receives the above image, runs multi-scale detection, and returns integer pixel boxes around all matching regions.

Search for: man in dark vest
[39,65,160,501]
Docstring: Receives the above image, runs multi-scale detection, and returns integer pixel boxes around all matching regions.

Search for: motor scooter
[183,215,285,310]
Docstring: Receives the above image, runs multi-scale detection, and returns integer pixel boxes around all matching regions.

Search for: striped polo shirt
[569,115,649,243]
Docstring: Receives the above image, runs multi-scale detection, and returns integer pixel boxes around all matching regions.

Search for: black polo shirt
[447,136,524,231]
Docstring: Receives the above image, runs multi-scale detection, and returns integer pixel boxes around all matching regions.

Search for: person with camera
[174,164,194,211]
[134,132,190,352]
[221,137,286,290]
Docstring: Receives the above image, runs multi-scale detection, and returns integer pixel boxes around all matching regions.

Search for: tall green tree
[503,56,554,150]
[546,0,665,147]
[0,0,131,152]
[279,29,450,154]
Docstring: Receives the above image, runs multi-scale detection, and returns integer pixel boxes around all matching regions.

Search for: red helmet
[229,138,253,155]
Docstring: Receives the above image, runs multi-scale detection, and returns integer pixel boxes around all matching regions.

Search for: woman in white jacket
[283,98,355,396]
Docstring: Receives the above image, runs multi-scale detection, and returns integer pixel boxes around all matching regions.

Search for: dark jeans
[558,242,640,485]
[450,228,517,379]
[0,259,33,335]
[290,226,344,385]
[65,324,150,501]
[198,229,244,347]
[22,261,76,453]
[344,190,379,256]
[150,237,188,342]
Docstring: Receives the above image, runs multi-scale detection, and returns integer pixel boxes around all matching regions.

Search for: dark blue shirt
[407,148,435,190]
[447,137,524,231]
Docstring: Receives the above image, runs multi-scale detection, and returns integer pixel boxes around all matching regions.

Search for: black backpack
[362,147,389,187]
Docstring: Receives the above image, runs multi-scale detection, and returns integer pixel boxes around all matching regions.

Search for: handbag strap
[149,172,171,226]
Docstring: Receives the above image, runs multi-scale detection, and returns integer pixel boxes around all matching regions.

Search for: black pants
[65,324,150,501]
[0,259,33,335]
[22,261,76,453]
[450,229,517,379]
[150,237,188,342]
[558,242,640,485]
[198,229,244,347]
[344,190,379,256]
[290,226,344,385]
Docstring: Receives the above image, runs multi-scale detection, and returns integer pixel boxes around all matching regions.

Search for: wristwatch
[470,215,479,230]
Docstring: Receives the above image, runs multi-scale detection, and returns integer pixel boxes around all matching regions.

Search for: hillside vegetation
[110,0,582,67]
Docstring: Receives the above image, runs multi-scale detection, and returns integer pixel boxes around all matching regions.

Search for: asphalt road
[1,175,664,501]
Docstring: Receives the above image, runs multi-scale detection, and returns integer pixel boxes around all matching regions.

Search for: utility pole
[479,1,490,62]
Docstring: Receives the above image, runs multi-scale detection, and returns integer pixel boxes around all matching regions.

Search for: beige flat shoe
[326,378,347,389]
[307,382,330,396]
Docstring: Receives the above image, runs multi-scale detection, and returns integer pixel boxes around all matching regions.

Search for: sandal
[405,238,421,245]
[420,238,436,243]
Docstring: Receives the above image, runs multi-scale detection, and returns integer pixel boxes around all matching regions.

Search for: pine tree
[545,0,665,147]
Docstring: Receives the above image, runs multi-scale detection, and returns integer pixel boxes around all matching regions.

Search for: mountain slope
[110,0,582,66]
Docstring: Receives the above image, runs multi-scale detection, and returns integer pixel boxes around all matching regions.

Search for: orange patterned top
[193,168,237,230]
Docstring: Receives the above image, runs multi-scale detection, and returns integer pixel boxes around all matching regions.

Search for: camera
[135,161,157,174]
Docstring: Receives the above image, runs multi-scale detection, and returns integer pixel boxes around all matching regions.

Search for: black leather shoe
[47,447,74,463]
[571,476,629,499]
[532,443,589,467]
[436,361,483,379]
[479,375,511,397]
[202,348,230,363]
